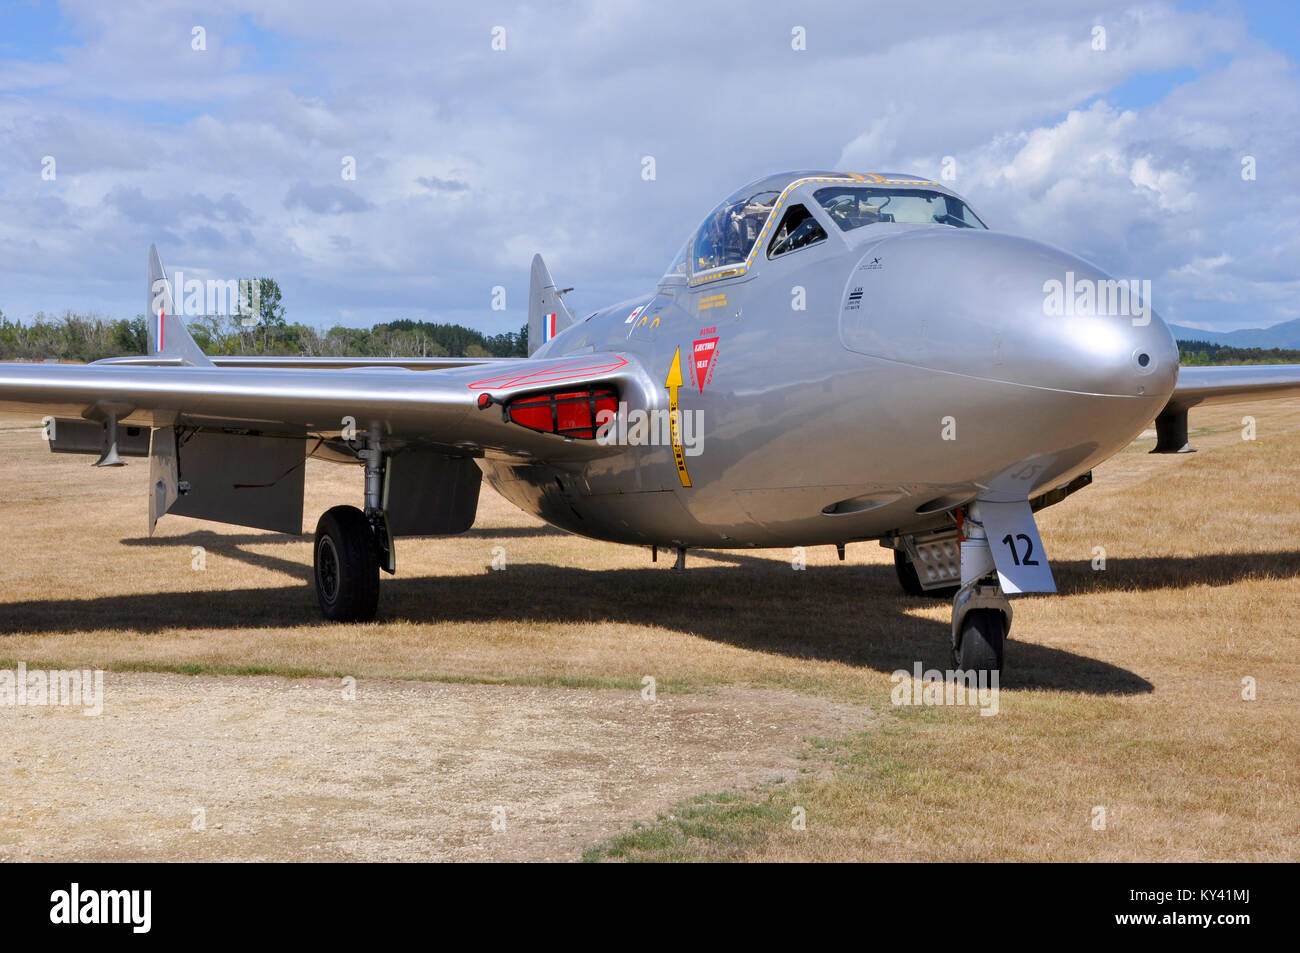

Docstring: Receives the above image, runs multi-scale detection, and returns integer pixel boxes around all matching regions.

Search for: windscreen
[813,186,987,231]
[688,189,781,275]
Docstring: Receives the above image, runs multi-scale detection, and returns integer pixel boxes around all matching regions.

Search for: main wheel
[893,549,958,599]
[954,608,1005,676]
[314,505,380,622]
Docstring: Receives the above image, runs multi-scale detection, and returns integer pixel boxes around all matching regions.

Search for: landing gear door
[167,430,306,535]
[978,500,1057,594]
[148,426,179,537]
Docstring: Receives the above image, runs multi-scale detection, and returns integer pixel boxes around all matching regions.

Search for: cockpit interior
[665,171,988,283]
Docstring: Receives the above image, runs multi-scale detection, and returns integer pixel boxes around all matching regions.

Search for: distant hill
[1167,317,1300,349]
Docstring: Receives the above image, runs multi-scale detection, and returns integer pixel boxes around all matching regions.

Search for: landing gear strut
[313,423,391,622]
[950,503,1011,677]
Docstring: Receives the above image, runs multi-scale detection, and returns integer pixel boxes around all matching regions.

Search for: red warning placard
[691,337,718,393]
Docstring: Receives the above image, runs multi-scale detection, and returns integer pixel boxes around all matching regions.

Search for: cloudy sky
[0,0,1296,333]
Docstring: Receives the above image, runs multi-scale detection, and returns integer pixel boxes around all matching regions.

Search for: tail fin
[527,253,574,356]
[147,245,213,366]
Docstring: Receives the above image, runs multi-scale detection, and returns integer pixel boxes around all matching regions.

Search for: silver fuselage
[482,193,1179,549]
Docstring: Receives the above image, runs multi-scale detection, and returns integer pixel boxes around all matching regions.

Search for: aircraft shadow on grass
[16,536,1297,696]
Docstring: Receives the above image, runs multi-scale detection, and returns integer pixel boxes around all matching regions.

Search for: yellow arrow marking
[666,347,692,488]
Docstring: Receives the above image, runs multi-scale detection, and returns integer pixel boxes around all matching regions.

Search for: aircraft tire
[314,505,380,622]
[954,608,1005,676]
[893,549,958,599]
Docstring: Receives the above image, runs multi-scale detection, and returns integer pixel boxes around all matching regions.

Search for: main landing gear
[315,505,380,621]
[313,424,392,622]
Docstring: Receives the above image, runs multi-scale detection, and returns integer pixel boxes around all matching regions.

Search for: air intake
[503,387,618,440]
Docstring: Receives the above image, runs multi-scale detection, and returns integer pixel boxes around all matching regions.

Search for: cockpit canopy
[665,170,987,282]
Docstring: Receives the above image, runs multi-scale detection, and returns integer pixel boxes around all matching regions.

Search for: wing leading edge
[1153,364,1300,452]
[1166,364,1300,409]
[92,355,509,371]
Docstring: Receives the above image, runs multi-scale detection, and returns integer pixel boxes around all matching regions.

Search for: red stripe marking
[467,356,628,390]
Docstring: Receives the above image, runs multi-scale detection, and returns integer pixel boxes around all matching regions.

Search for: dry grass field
[0,398,1297,861]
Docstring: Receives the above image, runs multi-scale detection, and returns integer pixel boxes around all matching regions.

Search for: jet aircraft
[3,170,1299,676]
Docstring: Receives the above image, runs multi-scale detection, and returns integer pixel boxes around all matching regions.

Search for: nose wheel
[953,606,1006,673]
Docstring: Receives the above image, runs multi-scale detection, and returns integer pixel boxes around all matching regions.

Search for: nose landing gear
[952,588,1009,674]
[949,503,1011,678]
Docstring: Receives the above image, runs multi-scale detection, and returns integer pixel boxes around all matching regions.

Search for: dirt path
[1,672,863,861]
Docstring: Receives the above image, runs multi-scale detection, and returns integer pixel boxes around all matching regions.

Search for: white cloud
[0,0,1293,334]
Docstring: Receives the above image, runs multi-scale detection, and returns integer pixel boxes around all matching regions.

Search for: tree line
[0,306,528,363]
[1177,340,1300,366]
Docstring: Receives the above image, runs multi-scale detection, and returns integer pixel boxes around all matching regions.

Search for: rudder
[147,245,213,366]
[527,253,574,356]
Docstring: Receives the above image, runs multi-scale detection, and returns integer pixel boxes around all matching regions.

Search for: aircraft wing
[0,247,654,538]
[92,355,510,371]
[1152,363,1300,453]
[0,353,645,460]
[0,242,616,456]
[1165,364,1300,410]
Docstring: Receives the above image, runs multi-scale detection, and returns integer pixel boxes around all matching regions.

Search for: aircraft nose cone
[1031,246,1179,399]
[840,230,1179,399]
